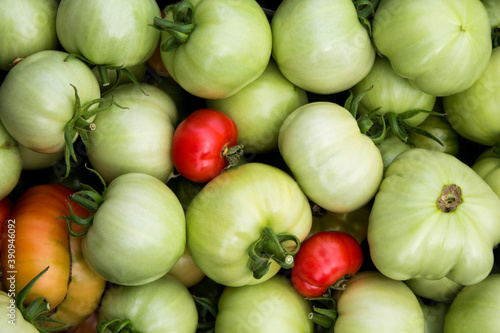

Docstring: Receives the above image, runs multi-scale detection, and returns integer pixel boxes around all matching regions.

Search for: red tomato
[171,108,242,183]
[291,231,363,298]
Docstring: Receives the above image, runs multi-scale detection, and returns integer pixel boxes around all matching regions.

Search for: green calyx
[96,318,139,333]
[15,267,74,332]
[63,84,127,179]
[247,226,301,280]
[64,54,147,95]
[345,86,445,147]
[307,295,338,333]
[354,0,380,38]
[222,144,244,169]
[151,1,195,52]
[60,166,107,237]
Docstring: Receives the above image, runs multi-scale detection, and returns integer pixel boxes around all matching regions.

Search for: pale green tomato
[18,144,63,170]
[333,271,425,332]
[0,50,101,154]
[0,122,21,200]
[0,0,59,71]
[418,297,450,333]
[87,83,178,184]
[278,102,383,213]
[368,148,500,286]
[206,59,308,154]
[215,275,313,333]
[56,0,161,68]
[98,275,198,333]
[443,47,500,146]
[167,248,205,288]
[186,162,312,287]
[483,0,500,28]
[82,173,186,286]
[351,56,436,126]
[373,0,492,96]
[409,115,461,157]
[159,0,272,99]
[271,0,375,94]
[444,274,500,332]
[472,148,500,198]
[376,132,412,172]
[0,291,39,332]
[405,277,464,302]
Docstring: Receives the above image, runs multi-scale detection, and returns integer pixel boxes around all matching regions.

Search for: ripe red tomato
[291,231,363,298]
[171,108,243,183]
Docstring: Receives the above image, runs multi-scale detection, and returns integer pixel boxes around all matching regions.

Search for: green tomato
[472,148,500,198]
[271,0,375,95]
[333,271,425,332]
[215,275,314,333]
[87,83,178,184]
[206,59,308,154]
[443,47,500,146]
[18,144,63,171]
[483,0,500,28]
[351,56,436,126]
[0,122,22,200]
[444,274,500,332]
[98,275,198,333]
[56,0,161,68]
[417,297,450,333]
[409,115,461,157]
[278,101,383,213]
[186,162,312,287]
[0,0,59,71]
[405,276,464,302]
[368,148,500,286]
[0,50,101,154]
[308,204,371,245]
[82,173,186,286]
[376,132,412,172]
[0,291,39,332]
[158,0,272,99]
[373,0,492,96]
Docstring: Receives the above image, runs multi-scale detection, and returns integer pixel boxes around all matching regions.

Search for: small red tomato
[291,231,363,298]
[171,108,243,183]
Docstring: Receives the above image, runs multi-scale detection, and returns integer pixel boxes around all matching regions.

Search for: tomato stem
[15,266,74,333]
[151,1,195,52]
[96,318,138,333]
[247,226,301,279]
[306,295,338,333]
[437,184,463,213]
[222,144,244,169]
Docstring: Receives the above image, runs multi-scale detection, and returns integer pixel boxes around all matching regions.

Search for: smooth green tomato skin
[444,274,500,333]
[373,0,492,96]
[376,132,412,173]
[405,276,464,302]
[483,0,500,28]
[98,275,198,333]
[215,275,314,333]
[472,148,500,199]
[82,173,186,286]
[443,47,500,146]
[0,50,101,154]
[409,115,461,157]
[0,0,59,71]
[333,271,425,332]
[0,122,22,200]
[271,0,375,95]
[278,102,383,213]
[206,60,308,154]
[56,0,161,67]
[368,148,500,286]
[160,0,272,99]
[87,83,178,184]
[186,162,312,287]
[351,56,436,127]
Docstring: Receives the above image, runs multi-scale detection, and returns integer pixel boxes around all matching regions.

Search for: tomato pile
[1,0,500,332]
